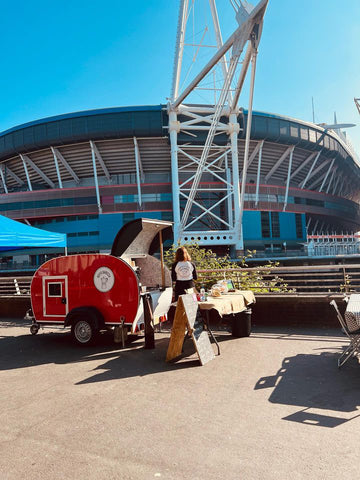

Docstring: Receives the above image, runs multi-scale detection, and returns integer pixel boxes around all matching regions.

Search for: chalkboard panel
[166,293,215,366]
[181,293,199,328]
[191,314,215,366]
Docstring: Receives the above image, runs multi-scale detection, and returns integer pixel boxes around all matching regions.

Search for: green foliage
[164,243,294,293]
[340,274,352,293]
[164,242,233,270]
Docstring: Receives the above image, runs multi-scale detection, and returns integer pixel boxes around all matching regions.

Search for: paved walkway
[1,320,360,479]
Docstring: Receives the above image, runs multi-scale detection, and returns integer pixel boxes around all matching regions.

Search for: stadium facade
[0,104,359,268]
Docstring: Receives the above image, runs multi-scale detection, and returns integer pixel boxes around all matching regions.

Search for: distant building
[0,105,359,269]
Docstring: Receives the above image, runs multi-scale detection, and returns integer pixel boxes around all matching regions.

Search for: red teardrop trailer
[27,218,173,346]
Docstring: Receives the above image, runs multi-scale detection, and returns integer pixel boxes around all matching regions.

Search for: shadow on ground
[255,343,360,428]
[0,320,212,379]
[4,319,359,428]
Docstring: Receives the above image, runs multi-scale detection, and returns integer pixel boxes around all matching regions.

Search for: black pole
[143,294,155,349]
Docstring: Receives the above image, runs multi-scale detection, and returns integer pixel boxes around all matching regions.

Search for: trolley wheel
[30,324,40,335]
[71,316,98,346]
[231,310,252,338]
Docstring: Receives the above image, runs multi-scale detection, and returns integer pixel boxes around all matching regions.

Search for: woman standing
[171,246,198,301]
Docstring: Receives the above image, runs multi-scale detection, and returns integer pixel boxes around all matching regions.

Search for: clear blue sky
[1,0,360,151]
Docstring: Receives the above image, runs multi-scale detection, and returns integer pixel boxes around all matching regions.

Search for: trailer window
[48,282,62,297]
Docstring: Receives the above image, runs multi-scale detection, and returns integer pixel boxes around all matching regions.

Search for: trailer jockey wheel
[30,324,39,335]
[71,317,98,346]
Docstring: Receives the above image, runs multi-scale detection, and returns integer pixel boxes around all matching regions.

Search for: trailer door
[43,276,68,318]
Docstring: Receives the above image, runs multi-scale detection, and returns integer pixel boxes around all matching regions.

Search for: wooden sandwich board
[166,293,215,366]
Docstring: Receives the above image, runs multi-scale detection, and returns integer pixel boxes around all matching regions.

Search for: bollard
[14,278,21,295]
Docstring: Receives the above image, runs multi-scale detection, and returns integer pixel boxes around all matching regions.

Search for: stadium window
[245,193,256,201]
[142,193,159,202]
[114,194,136,203]
[74,196,97,206]
[77,215,97,221]
[271,212,280,238]
[309,129,316,142]
[290,124,298,137]
[161,193,172,201]
[162,211,173,221]
[123,174,136,184]
[114,173,137,185]
[300,127,308,141]
[306,198,324,207]
[268,118,280,137]
[6,201,24,210]
[295,214,303,239]
[259,194,270,202]
[123,213,135,224]
[68,232,77,237]
[43,199,61,208]
[280,121,289,136]
[0,197,91,211]
[78,232,88,237]
[261,211,271,238]
[89,231,99,236]
[142,193,172,202]
[254,116,267,135]
[101,196,114,205]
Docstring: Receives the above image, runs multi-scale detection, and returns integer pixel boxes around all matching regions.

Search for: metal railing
[0,277,31,297]
[1,264,360,298]
[197,264,360,294]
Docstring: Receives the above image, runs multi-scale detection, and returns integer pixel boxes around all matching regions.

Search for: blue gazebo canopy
[0,215,66,250]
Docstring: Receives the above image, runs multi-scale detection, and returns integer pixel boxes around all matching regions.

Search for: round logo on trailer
[93,267,115,292]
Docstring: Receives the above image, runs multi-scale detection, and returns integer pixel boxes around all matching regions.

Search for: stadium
[0,104,359,269]
[1,0,360,269]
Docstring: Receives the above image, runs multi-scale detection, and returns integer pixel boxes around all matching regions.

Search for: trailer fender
[65,306,104,330]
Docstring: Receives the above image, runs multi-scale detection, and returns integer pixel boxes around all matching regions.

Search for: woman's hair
[175,246,191,262]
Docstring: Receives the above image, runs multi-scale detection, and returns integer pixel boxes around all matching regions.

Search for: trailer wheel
[231,309,252,338]
[71,317,98,346]
[30,324,39,335]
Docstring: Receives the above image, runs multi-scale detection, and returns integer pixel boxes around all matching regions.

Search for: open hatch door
[111,218,173,258]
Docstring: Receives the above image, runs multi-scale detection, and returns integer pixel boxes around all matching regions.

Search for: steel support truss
[168,0,268,252]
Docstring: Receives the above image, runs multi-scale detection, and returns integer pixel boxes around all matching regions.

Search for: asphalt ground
[1,319,360,480]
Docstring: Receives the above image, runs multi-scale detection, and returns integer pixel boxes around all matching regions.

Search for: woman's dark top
[171,261,198,301]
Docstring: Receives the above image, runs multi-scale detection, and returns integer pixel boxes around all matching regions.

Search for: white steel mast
[168,0,268,253]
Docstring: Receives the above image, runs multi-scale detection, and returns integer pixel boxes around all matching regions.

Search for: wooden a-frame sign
[166,293,215,366]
